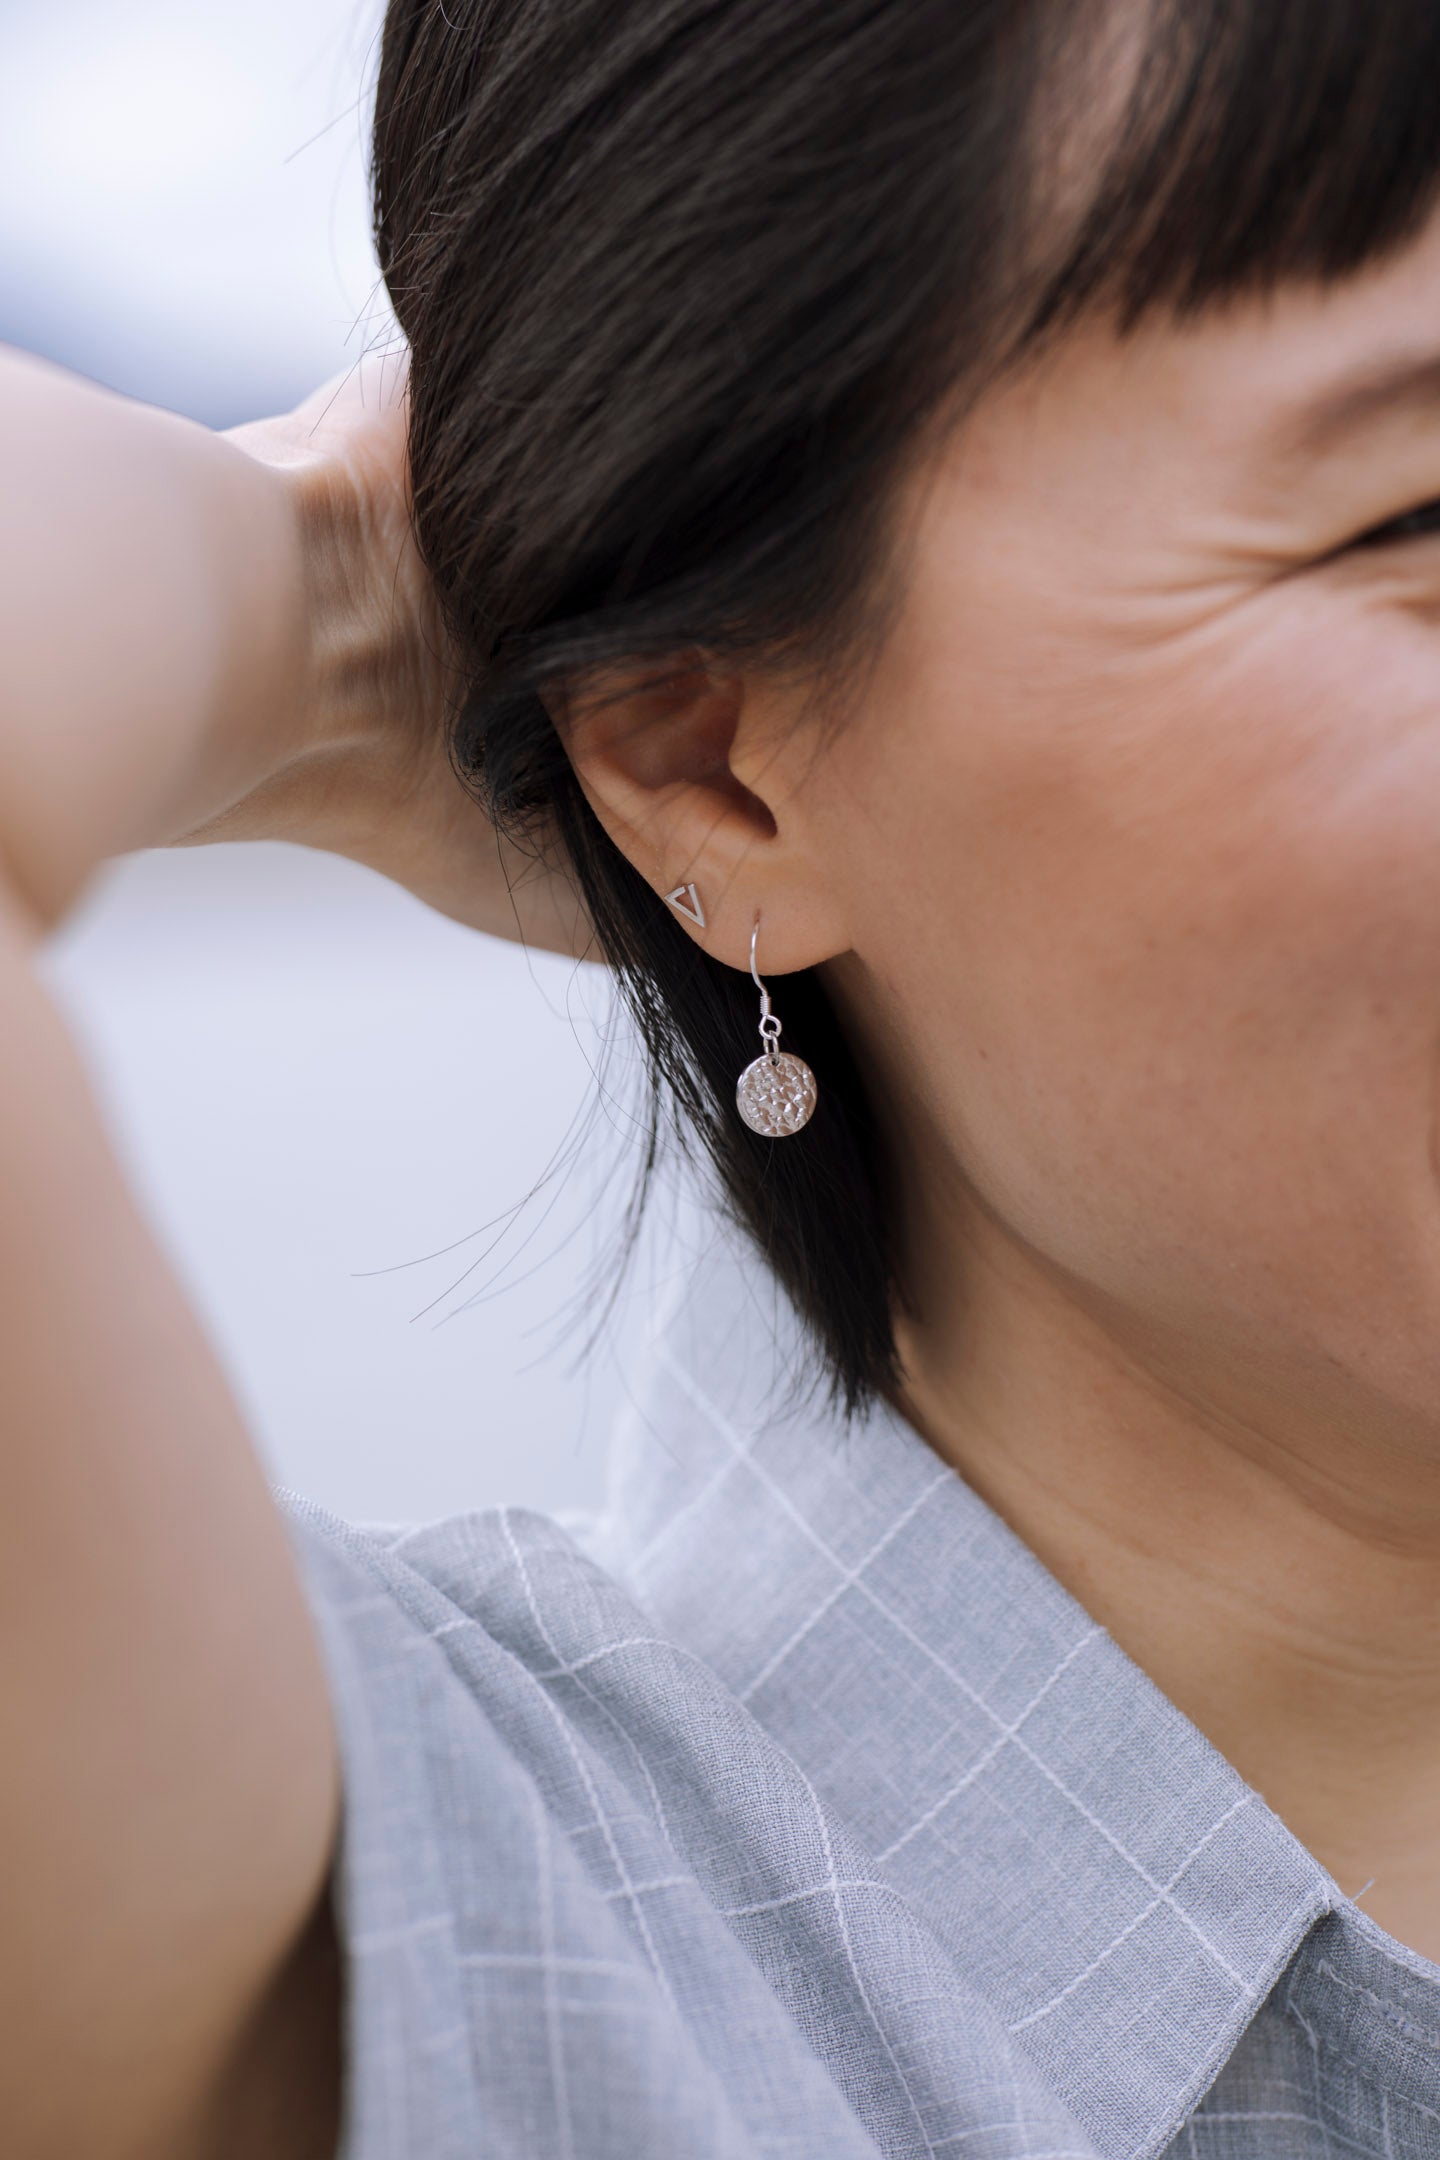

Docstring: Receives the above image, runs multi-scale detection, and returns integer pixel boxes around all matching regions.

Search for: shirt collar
[597,1232,1339,2160]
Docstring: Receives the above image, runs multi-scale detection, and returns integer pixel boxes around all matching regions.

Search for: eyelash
[1353,498,1440,549]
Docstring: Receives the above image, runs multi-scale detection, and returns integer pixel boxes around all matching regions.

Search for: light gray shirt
[278,1233,1440,2159]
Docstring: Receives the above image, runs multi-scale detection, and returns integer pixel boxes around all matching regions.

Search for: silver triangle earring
[736,917,818,1138]
[664,882,706,928]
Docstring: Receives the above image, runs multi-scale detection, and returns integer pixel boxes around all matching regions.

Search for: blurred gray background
[0,0,688,1522]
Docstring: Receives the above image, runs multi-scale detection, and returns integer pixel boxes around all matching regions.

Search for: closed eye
[1351,497,1440,548]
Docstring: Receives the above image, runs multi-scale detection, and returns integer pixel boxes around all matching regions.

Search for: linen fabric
[276,1234,1440,2159]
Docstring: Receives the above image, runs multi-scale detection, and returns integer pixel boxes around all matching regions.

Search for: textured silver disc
[736,1052,818,1138]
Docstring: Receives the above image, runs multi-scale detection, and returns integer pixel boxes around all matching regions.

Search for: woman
[7,0,1440,2152]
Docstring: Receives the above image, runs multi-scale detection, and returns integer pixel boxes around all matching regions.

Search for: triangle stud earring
[665,882,707,929]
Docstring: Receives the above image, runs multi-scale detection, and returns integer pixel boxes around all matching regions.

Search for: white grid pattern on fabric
[651,1343,1259,2003]
[273,1235,1440,2160]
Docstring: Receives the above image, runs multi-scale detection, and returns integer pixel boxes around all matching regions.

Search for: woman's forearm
[0,345,597,962]
[0,344,313,929]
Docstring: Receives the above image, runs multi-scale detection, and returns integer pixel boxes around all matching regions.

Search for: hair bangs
[1030,0,1440,339]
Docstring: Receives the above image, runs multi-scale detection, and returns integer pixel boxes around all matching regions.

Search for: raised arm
[0,345,557,2158]
[1,344,586,950]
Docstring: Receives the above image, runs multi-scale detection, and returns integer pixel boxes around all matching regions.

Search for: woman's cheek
[872,597,1440,1314]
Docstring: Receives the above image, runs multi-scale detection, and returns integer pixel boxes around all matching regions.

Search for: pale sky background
[0,0,699,1521]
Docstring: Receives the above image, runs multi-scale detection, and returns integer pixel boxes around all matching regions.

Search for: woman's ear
[541,655,849,976]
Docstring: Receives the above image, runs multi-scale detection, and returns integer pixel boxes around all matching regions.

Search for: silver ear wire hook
[750,918,781,1061]
[735,915,817,1137]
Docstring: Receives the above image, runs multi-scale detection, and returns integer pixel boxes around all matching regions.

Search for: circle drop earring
[735,918,818,1138]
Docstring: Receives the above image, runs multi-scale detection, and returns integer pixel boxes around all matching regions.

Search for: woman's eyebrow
[1266,345,1440,471]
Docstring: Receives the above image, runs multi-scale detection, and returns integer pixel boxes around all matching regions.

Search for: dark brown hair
[371,0,1440,1414]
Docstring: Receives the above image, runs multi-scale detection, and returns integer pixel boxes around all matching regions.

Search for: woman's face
[808,207,1440,1478]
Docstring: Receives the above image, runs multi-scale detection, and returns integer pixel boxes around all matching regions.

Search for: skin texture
[566,206,1440,1958]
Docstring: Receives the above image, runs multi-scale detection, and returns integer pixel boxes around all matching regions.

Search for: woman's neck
[894,1203,1440,1962]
